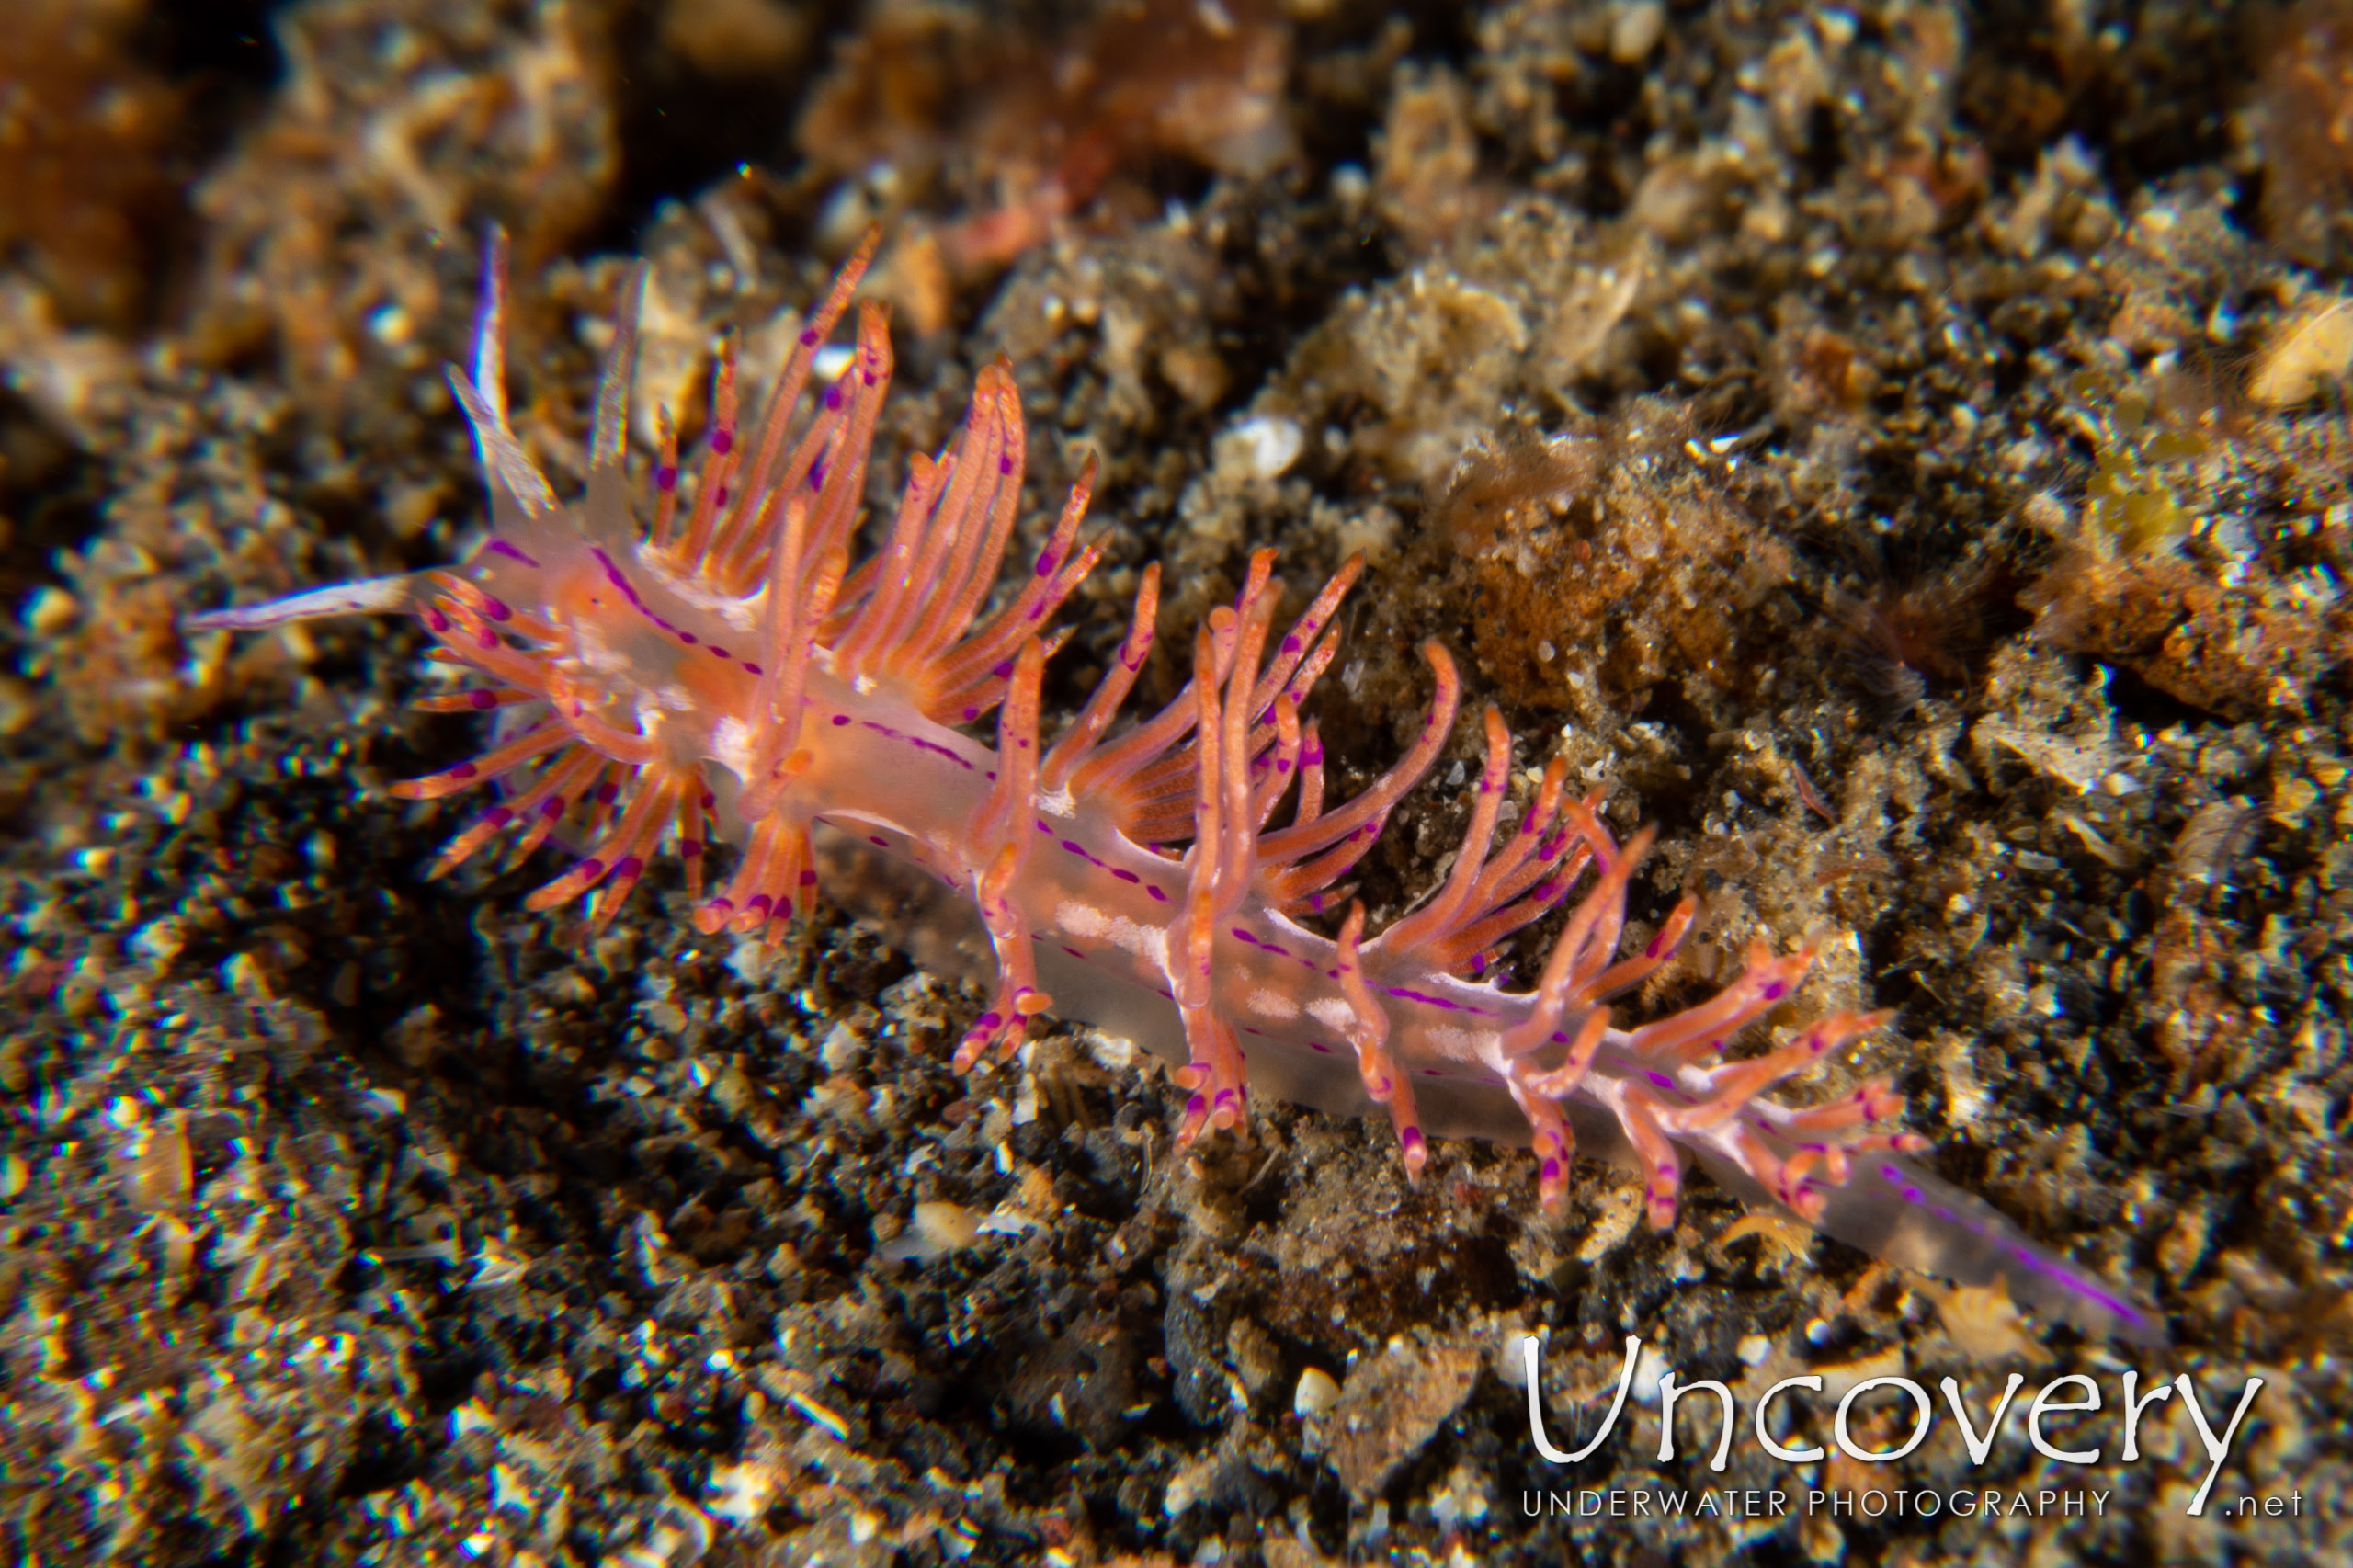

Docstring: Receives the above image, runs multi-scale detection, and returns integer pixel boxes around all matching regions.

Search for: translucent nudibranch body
[189,233,2164,1346]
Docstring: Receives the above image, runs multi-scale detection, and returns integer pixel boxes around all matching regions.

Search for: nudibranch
[189,231,2163,1345]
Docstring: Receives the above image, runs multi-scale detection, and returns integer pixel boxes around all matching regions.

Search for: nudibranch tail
[184,229,2166,1347]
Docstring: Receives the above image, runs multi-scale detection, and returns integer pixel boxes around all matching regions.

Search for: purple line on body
[1381,986,1492,1016]
[858,718,975,771]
